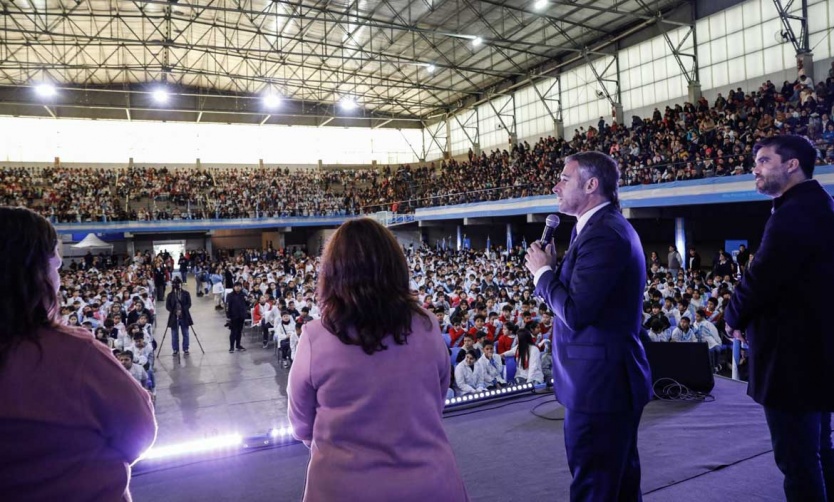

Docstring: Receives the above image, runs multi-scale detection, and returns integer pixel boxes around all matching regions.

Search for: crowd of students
[4,76,834,222]
[57,238,745,401]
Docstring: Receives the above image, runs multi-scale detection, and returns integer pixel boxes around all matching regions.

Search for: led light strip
[139,426,297,462]
[444,382,536,407]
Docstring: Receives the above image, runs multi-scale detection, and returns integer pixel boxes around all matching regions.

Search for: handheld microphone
[539,214,561,247]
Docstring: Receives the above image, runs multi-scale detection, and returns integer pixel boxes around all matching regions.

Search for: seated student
[455,334,481,364]
[670,316,698,342]
[475,341,506,388]
[496,322,518,356]
[448,317,467,347]
[512,329,544,385]
[117,351,150,390]
[128,333,154,371]
[643,302,671,331]
[273,310,296,368]
[647,319,671,342]
[454,350,486,396]
[694,309,725,372]
[467,314,493,342]
[93,327,115,349]
[290,322,302,364]
[434,308,452,346]
[662,297,681,325]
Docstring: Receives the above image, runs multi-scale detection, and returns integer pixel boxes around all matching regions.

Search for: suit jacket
[534,205,652,413]
[725,180,834,411]
[165,289,193,327]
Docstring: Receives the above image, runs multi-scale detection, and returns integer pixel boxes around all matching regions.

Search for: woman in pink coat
[288,218,469,502]
[0,207,157,501]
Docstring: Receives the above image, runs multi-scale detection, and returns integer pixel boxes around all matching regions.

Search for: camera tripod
[156,324,206,357]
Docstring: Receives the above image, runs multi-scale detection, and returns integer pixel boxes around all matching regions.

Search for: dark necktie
[570,226,578,246]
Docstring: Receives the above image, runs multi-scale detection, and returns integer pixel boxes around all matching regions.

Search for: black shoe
[236,346,247,352]
[229,348,235,353]
[262,342,269,349]
[172,350,179,356]
[184,350,190,355]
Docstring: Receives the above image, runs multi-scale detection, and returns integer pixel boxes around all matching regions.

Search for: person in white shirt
[662,297,680,326]
[670,316,698,343]
[274,310,296,368]
[647,319,671,342]
[694,309,725,372]
[512,329,543,385]
[474,341,505,388]
[118,351,150,390]
[454,350,486,396]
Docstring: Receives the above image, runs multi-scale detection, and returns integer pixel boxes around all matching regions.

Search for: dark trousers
[155,284,165,301]
[279,339,291,360]
[229,319,244,350]
[262,322,273,343]
[764,408,834,502]
[563,406,644,502]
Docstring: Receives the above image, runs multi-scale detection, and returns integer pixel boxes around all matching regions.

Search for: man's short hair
[565,151,621,209]
[753,135,817,178]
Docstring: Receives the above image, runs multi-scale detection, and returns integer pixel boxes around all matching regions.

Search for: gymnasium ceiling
[0,0,689,128]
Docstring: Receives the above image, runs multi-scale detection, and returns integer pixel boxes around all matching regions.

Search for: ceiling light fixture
[534,0,548,10]
[35,83,57,98]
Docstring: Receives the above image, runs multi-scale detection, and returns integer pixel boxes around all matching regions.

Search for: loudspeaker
[644,342,715,394]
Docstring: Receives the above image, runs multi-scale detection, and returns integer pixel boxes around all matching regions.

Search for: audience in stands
[6,76,834,222]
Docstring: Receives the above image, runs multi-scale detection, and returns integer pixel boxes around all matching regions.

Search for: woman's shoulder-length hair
[317,218,431,355]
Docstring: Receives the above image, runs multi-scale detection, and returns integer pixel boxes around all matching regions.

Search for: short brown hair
[318,218,430,355]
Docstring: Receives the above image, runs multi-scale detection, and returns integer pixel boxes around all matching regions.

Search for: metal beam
[772,0,810,54]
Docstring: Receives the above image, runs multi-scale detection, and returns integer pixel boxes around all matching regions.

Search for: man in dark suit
[165,277,193,356]
[525,151,652,501]
[725,135,834,501]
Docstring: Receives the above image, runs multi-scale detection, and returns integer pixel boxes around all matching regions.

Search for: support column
[506,223,514,254]
[797,52,814,81]
[688,81,702,103]
[456,225,462,251]
[675,217,687,270]
[612,103,624,126]
[554,119,565,140]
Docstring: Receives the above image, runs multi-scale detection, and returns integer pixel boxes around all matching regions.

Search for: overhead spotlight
[152,88,169,104]
[35,83,57,98]
[426,64,436,73]
[472,37,483,48]
[263,93,282,109]
[534,0,548,10]
[339,96,358,111]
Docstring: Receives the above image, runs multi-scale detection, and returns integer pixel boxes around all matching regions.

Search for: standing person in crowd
[288,218,469,502]
[725,135,834,501]
[668,245,683,277]
[736,244,751,274]
[226,282,248,353]
[153,262,167,301]
[165,277,193,356]
[0,207,156,500]
[525,151,652,501]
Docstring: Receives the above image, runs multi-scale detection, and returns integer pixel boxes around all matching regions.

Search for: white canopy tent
[71,233,113,251]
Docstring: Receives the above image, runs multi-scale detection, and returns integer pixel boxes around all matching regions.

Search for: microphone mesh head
[545,214,561,227]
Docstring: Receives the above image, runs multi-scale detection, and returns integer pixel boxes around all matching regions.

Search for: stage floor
[131,376,782,501]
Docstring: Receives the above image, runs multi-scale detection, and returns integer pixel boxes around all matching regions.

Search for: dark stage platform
[131,377,782,501]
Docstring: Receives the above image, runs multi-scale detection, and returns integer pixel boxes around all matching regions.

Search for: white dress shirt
[533,201,612,286]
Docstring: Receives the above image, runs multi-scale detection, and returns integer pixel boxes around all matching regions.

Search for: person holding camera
[165,277,193,356]
[226,282,248,353]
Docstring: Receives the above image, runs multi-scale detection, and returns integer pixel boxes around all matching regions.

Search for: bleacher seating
[2,79,833,223]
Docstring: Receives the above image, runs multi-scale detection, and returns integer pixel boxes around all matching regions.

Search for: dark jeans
[764,407,834,502]
[155,284,165,301]
[229,319,244,350]
[262,322,273,343]
[279,339,291,361]
[170,320,190,352]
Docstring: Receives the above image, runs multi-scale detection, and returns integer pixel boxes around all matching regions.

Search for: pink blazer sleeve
[288,325,317,443]
[78,339,157,464]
